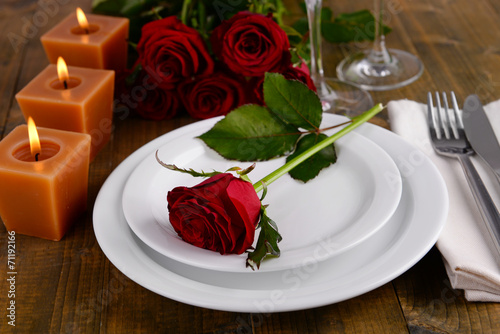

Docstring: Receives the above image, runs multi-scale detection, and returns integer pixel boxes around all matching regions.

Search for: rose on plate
[167,173,261,255]
[158,74,384,269]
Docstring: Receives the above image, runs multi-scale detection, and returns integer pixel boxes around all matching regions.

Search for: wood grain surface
[1,0,500,333]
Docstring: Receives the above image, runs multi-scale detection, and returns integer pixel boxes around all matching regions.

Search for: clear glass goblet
[336,0,424,91]
[305,0,373,117]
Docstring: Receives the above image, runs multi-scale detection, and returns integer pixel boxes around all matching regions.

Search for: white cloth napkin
[388,98,500,302]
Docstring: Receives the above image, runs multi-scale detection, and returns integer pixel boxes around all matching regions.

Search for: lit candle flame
[57,57,69,89]
[76,7,89,33]
[27,117,41,160]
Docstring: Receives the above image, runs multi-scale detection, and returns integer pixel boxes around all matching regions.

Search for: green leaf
[286,133,337,182]
[92,0,158,16]
[291,7,332,37]
[92,0,127,14]
[322,9,392,43]
[281,25,304,46]
[209,0,249,23]
[292,17,308,36]
[121,0,150,16]
[92,0,184,43]
[263,73,322,131]
[321,7,333,22]
[246,207,282,270]
[198,104,301,161]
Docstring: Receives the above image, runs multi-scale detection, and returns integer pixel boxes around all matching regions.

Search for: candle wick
[35,153,40,162]
[63,80,68,89]
[85,28,89,34]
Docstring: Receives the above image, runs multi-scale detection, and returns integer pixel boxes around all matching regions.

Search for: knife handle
[458,154,500,256]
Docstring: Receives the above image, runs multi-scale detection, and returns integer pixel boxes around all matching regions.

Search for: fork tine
[451,92,463,129]
[427,92,441,139]
[441,92,454,139]
[436,92,450,139]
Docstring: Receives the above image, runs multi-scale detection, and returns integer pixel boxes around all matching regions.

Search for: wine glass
[336,0,424,91]
[305,0,373,117]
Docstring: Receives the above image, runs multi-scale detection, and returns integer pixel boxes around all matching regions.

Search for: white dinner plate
[93,114,448,312]
[122,123,402,272]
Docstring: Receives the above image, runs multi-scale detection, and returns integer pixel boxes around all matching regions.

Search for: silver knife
[462,94,500,257]
[463,94,500,180]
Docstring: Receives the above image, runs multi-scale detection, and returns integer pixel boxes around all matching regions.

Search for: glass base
[316,78,374,117]
[336,49,424,91]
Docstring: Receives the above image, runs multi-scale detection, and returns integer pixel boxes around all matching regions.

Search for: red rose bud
[210,12,291,77]
[178,71,247,119]
[283,63,317,92]
[167,173,261,254]
[137,16,214,90]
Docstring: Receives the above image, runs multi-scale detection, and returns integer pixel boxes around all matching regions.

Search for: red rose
[167,173,261,254]
[283,62,317,92]
[136,87,180,121]
[114,68,134,101]
[211,12,291,77]
[137,16,214,90]
[178,71,247,119]
[134,72,181,121]
[248,64,317,105]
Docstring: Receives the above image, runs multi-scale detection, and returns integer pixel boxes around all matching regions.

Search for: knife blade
[463,94,500,179]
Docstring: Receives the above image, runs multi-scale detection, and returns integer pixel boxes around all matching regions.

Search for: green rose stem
[252,103,384,193]
[180,0,192,25]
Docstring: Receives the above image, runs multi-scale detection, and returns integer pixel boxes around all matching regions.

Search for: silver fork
[428,92,500,256]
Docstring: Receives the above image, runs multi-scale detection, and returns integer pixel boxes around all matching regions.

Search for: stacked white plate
[93,114,448,312]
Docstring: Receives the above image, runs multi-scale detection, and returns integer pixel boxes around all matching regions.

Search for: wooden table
[1,0,500,332]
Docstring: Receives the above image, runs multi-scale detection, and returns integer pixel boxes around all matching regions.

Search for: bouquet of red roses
[93,0,384,121]
[107,1,315,120]
[132,12,315,120]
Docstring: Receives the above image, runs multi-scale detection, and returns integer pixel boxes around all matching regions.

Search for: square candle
[41,12,129,70]
[0,125,91,241]
[15,64,115,160]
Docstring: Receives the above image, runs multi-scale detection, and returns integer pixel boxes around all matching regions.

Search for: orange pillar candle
[15,59,115,160]
[0,121,91,241]
[41,8,129,70]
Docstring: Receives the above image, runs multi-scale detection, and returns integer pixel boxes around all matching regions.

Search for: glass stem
[306,0,324,84]
[368,0,392,65]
